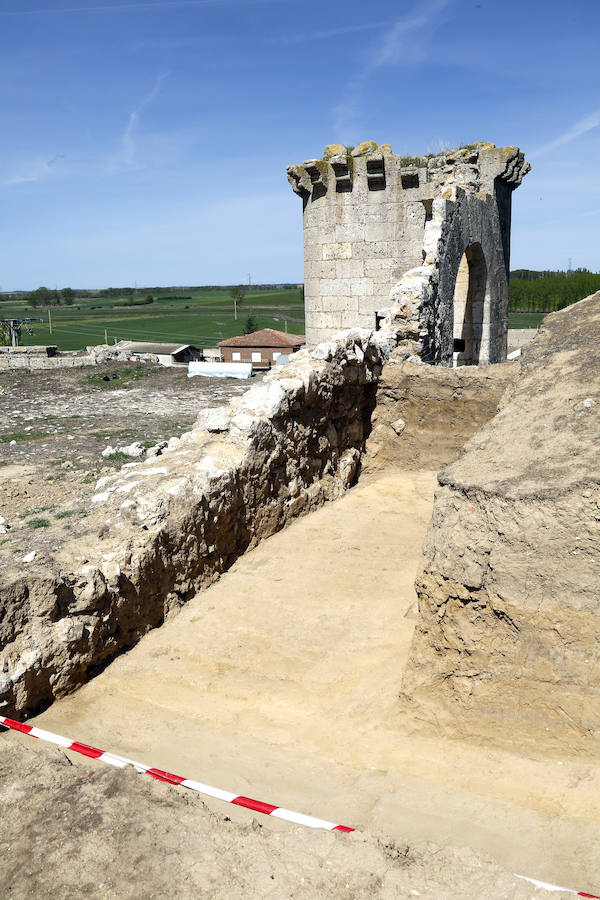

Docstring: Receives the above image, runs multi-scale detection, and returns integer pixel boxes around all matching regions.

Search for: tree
[230,284,246,320]
[30,286,52,307]
[0,322,11,346]
[243,314,258,335]
[61,287,75,305]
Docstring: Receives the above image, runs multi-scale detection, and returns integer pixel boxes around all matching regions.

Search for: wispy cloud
[3,154,67,186]
[110,72,168,171]
[0,1,222,16]
[274,21,390,46]
[0,0,281,14]
[332,0,452,139]
[368,0,450,67]
[533,108,600,159]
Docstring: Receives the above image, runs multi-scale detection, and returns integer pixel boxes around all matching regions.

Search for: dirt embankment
[0,734,563,899]
[402,293,600,754]
[362,354,516,476]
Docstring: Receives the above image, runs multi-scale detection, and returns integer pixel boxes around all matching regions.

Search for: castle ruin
[287,141,530,365]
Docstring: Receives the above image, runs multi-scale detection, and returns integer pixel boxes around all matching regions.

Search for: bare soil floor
[0,364,254,564]
[28,471,600,897]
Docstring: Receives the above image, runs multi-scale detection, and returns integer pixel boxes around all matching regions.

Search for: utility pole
[284,319,288,332]
[48,309,52,335]
[104,328,108,345]
[3,319,21,347]
[234,298,238,320]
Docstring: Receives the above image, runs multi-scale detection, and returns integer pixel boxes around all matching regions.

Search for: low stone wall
[0,354,95,370]
[0,328,396,717]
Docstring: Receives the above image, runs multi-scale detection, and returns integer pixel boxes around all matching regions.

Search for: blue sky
[1,0,599,289]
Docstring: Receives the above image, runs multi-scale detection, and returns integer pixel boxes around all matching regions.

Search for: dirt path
[34,471,600,893]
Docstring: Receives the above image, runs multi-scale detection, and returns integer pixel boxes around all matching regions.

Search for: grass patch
[103,450,130,462]
[0,431,50,443]
[86,366,162,390]
[508,311,545,328]
[28,518,50,529]
[55,509,77,519]
[19,505,55,519]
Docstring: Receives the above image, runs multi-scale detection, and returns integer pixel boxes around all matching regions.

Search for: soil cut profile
[28,469,600,895]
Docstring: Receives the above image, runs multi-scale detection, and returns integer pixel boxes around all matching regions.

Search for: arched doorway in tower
[452,243,487,366]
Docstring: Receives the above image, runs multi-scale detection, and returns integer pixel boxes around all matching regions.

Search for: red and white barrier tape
[1,714,598,897]
[0,715,353,832]
[515,875,599,897]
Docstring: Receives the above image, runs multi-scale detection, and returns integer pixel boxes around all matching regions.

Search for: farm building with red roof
[217,329,305,369]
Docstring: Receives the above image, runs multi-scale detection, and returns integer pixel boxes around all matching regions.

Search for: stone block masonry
[288,140,530,367]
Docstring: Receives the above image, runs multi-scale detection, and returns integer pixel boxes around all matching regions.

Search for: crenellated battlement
[287,141,530,205]
[287,139,530,359]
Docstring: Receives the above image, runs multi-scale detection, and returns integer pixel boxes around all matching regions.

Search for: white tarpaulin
[188,361,253,379]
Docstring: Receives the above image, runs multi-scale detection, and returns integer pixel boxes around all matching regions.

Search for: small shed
[217,329,306,370]
[114,341,203,366]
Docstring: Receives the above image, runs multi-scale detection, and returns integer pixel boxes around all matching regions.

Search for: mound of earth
[402,293,600,754]
[362,355,515,476]
[0,734,561,899]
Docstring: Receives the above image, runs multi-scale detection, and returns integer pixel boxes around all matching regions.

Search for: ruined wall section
[0,354,96,370]
[380,147,530,366]
[0,327,397,718]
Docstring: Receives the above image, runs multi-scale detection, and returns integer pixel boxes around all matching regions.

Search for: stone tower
[287,140,530,365]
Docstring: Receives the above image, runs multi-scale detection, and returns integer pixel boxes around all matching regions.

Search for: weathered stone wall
[401,294,600,754]
[0,344,154,370]
[0,328,395,717]
[288,141,530,363]
[381,187,518,366]
[0,354,95,370]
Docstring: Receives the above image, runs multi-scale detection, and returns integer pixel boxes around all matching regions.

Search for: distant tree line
[27,287,75,308]
[0,283,303,304]
[509,268,600,313]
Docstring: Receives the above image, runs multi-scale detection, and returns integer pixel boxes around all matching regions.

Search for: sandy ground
[0,737,558,900]
[32,470,600,895]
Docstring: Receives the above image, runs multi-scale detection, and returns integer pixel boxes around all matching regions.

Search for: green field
[3,284,579,350]
[0,288,305,351]
[507,311,545,328]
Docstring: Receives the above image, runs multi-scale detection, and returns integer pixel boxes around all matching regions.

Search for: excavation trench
[4,336,600,890]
